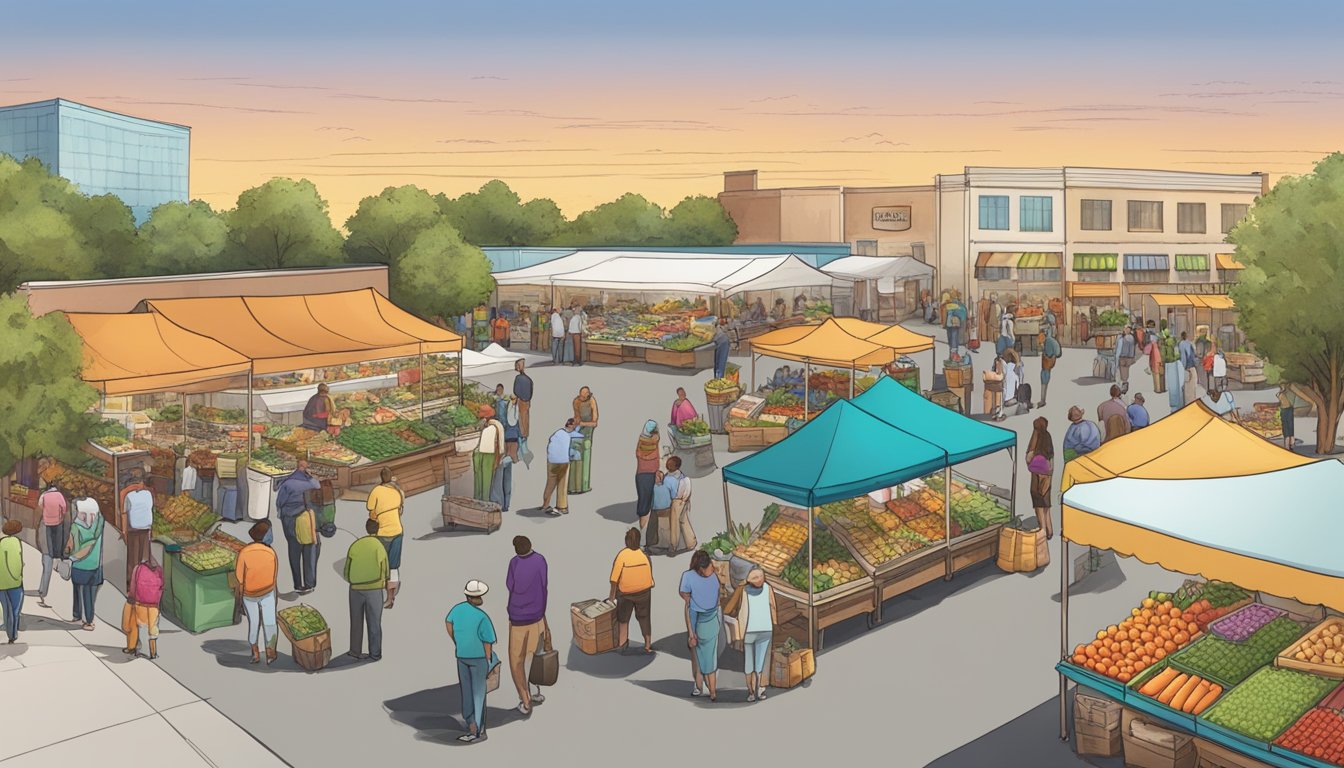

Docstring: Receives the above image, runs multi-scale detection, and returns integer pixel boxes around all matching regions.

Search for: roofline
[0,97,192,131]
[20,264,387,290]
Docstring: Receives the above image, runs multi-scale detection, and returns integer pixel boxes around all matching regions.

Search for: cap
[464,580,489,597]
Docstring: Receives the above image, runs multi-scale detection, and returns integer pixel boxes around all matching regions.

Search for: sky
[4,0,1343,225]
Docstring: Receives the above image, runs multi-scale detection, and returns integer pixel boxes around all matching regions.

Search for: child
[123,554,164,659]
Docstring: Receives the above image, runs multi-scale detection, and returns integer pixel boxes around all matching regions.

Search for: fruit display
[905,514,947,542]
[1137,666,1224,714]
[780,524,863,592]
[247,445,296,476]
[735,515,808,574]
[208,529,246,554]
[190,405,246,424]
[585,300,712,350]
[48,463,114,515]
[187,449,218,471]
[1241,407,1282,438]
[886,498,929,523]
[909,487,945,516]
[157,493,218,532]
[677,418,710,437]
[1276,707,1344,766]
[1071,598,1203,683]
[337,421,436,462]
[1211,603,1287,643]
[179,540,237,572]
[91,435,140,454]
[704,377,739,394]
[277,604,329,641]
[1172,617,1305,687]
[1285,620,1344,670]
[1203,667,1339,742]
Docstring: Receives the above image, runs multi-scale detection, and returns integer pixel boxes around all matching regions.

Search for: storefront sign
[872,206,912,232]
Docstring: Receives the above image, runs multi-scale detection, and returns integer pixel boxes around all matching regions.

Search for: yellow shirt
[367,483,404,537]
[610,548,654,594]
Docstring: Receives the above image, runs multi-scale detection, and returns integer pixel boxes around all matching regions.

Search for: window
[1128,201,1164,232]
[1080,200,1112,231]
[1020,196,1053,232]
[1177,203,1206,234]
[1124,254,1170,283]
[855,239,877,257]
[978,195,1008,230]
[1221,203,1249,234]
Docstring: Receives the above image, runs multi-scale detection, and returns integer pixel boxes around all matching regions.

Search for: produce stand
[164,535,241,633]
[277,605,332,672]
[583,338,716,369]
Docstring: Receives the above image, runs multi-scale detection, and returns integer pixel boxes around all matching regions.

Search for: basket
[441,496,502,533]
[705,385,741,405]
[944,364,970,389]
[668,424,711,449]
[277,614,332,673]
[1274,616,1344,678]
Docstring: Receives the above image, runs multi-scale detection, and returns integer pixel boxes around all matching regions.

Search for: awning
[1174,254,1209,271]
[975,253,1018,269]
[828,317,936,355]
[750,318,896,368]
[822,256,934,294]
[1017,252,1061,269]
[850,377,1015,465]
[1068,283,1121,299]
[1063,461,1344,611]
[545,254,846,296]
[1189,294,1235,310]
[63,311,252,396]
[1149,294,1193,308]
[1215,253,1245,270]
[1073,254,1118,272]
[1124,254,1169,271]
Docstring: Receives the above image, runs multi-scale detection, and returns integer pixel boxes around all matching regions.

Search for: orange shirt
[235,543,278,597]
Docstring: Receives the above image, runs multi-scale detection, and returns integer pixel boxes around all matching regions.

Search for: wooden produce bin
[571,599,620,655]
[768,576,876,651]
[343,441,456,499]
[1194,737,1268,768]
[584,340,627,366]
[944,363,972,389]
[279,624,332,673]
[949,524,1004,574]
[726,421,790,452]
[1121,709,1197,768]
[1274,615,1344,677]
[441,495,502,533]
[1074,690,1122,757]
[645,344,714,370]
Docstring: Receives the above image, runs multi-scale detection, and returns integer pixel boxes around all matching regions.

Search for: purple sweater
[506,552,548,624]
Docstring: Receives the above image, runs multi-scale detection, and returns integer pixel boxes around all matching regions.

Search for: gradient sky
[4,0,1343,225]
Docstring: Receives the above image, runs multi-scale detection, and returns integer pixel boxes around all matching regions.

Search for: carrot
[1171,676,1204,711]
[1191,684,1222,715]
[1140,666,1180,697]
[1181,681,1211,713]
[1158,673,1189,704]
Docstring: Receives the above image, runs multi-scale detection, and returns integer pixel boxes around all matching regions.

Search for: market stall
[822,255,935,322]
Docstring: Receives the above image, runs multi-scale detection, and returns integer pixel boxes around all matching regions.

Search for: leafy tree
[0,293,101,477]
[390,223,495,323]
[344,185,443,265]
[552,192,667,246]
[0,155,103,291]
[663,195,738,245]
[1228,152,1344,453]
[224,178,344,270]
[68,193,143,278]
[439,180,564,246]
[136,200,231,276]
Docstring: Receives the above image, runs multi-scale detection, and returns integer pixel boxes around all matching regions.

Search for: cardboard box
[570,599,619,655]
[1077,719,1122,757]
[769,648,815,689]
[1122,709,1196,768]
[1257,592,1327,624]
[1194,737,1269,768]
[1075,691,1122,757]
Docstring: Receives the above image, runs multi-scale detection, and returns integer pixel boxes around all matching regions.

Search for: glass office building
[0,98,189,224]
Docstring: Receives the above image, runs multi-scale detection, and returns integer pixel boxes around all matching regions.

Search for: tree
[390,223,495,323]
[552,193,667,246]
[1227,152,1344,453]
[224,178,344,270]
[67,193,143,278]
[440,180,564,246]
[663,195,738,245]
[0,155,103,291]
[0,293,101,477]
[136,200,231,276]
[344,185,443,265]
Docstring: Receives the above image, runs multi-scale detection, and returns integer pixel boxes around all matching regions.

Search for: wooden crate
[570,600,620,655]
[944,365,971,389]
[1228,362,1266,384]
[769,648,815,689]
[644,347,699,369]
[1122,709,1197,768]
[925,389,961,412]
[441,496,502,533]
[584,342,625,366]
[1274,615,1344,678]
[1194,737,1268,768]
[726,422,789,452]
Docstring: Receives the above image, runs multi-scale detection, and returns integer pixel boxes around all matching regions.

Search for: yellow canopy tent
[750,318,896,369]
[62,311,252,396]
[828,316,936,356]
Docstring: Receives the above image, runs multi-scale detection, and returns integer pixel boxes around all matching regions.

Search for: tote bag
[295,509,316,546]
[997,519,1051,573]
[529,627,559,687]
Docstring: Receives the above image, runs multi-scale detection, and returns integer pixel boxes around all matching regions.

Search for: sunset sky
[5,0,1343,226]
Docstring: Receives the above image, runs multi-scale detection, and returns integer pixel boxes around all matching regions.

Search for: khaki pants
[508,620,545,697]
[122,602,160,648]
[543,462,569,511]
[518,400,530,439]
[661,498,698,553]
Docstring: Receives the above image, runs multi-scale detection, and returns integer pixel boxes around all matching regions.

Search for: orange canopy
[63,311,251,396]
[750,318,896,368]
[829,317,936,355]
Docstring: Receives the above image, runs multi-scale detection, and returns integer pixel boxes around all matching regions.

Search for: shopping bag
[529,628,559,687]
[997,520,1050,573]
[295,509,316,545]
[486,654,501,693]
[57,558,72,581]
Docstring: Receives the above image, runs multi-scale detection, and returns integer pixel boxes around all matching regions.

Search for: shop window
[1080,200,1112,231]
[976,267,1012,281]
[1177,203,1206,234]
[978,195,1008,230]
[1076,272,1115,283]
[1221,203,1249,233]
[1018,268,1061,282]
[1124,254,1169,283]
[1020,196,1053,232]
[1127,200,1164,232]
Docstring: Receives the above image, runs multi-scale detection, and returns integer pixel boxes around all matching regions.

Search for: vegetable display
[337,421,438,462]
[704,377,739,393]
[277,604,329,641]
[179,540,237,572]
[676,418,710,437]
[1276,707,1344,766]
[1203,667,1338,742]
[426,405,482,437]
[1071,598,1202,683]
[780,524,863,592]
[248,445,296,476]
[1096,309,1129,327]
[1138,666,1224,714]
[190,405,246,424]
[146,403,184,422]
[1285,620,1344,669]
[1172,617,1304,688]
[1210,603,1287,643]
[735,515,808,574]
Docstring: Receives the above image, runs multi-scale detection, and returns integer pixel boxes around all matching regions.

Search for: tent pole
[1009,445,1018,525]
[1060,533,1070,741]
[804,360,811,420]
[808,503,816,650]
[943,464,953,581]
[722,479,733,531]
[418,345,425,421]
[849,364,855,399]
[751,354,756,392]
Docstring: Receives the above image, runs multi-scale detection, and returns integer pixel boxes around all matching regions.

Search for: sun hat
[464,580,489,597]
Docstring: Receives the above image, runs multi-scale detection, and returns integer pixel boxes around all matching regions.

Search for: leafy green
[678,418,709,436]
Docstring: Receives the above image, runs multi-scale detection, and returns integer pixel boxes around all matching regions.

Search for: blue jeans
[457,657,491,734]
[71,566,101,625]
[744,630,772,675]
[0,586,23,641]
[550,337,564,365]
[947,326,961,352]
[490,458,512,512]
[243,591,278,649]
[713,339,731,379]
[280,514,317,591]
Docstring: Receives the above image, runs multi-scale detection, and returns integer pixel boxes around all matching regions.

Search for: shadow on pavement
[201,637,360,674]
[926,693,1121,768]
[415,527,492,541]
[595,503,634,524]
[565,643,656,678]
[514,507,557,519]
[383,683,530,746]
[1052,553,1127,603]
[628,677,809,709]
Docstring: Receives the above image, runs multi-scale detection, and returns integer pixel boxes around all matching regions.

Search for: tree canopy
[0,155,122,291]
[344,184,443,265]
[225,178,344,270]
[390,223,496,323]
[439,180,565,247]
[136,200,231,276]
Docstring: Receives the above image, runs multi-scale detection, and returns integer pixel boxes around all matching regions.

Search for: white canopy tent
[462,343,548,378]
[546,253,848,296]
[493,250,741,287]
[823,256,934,293]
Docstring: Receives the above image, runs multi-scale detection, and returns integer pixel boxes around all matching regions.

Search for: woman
[36,483,70,608]
[1040,322,1061,408]
[609,528,655,655]
[634,421,661,546]
[1026,417,1055,540]
[366,468,404,609]
[1001,348,1022,412]
[496,385,521,462]
[67,497,105,631]
[301,383,335,433]
[1278,382,1296,451]
[726,567,777,703]
[983,352,1006,422]
[679,550,722,702]
[0,519,23,643]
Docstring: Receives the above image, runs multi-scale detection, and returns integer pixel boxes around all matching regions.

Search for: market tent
[490,249,616,286]
[749,318,896,368]
[63,311,252,396]
[850,377,1015,464]
[545,254,845,295]
[143,289,463,375]
[462,343,549,378]
[721,399,947,507]
[828,316,935,355]
[1060,401,1312,492]
[1062,460,1344,611]
[716,254,849,295]
[821,255,934,294]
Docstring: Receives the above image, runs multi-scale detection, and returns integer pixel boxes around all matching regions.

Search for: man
[0,519,23,644]
[446,581,497,744]
[345,519,389,662]
[945,294,966,354]
[711,319,732,380]
[548,306,565,365]
[275,459,321,594]
[1115,324,1137,394]
[996,304,1015,357]
[1201,386,1239,422]
[121,471,154,588]
[567,301,586,365]
[235,521,279,664]
[1039,321,1061,408]
[512,359,533,457]
[474,406,505,503]
[1211,349,1229,391]
[570,386,598,496]
[301,383,335,433]
[36,483,69,608]
[610,528,655,655]
[1098,385,1132,444]
[1127,393,1151,429]
[542,419,580,516]
[1063,406,1102,462]
[366,468,405,609]
[1178,332,1199,407]
[670,387,699,429]
[657,455,698,554]
[505,536,548,715]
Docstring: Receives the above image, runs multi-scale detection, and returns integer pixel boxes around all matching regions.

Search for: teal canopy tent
[849,377,1016,465]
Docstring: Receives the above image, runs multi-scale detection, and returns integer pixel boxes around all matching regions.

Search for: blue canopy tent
[850,377,1016,464]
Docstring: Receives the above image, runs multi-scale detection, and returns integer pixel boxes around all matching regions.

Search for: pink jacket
[130,563,164,607]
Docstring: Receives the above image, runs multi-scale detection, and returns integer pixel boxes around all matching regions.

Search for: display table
[163,554,237,634]
[338,440,459,500]
[585,339,715,369]
[768,575,877,651]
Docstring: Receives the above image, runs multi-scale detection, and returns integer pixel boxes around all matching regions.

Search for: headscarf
[641,420,658,437]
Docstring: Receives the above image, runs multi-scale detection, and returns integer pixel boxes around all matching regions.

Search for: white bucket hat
[464,580,489,598]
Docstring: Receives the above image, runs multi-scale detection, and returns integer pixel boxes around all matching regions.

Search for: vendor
[712,319,732,380]
[770,298,788,322]
[747,298,767,323]
[792,293,807,315]
[301,383,335,433]
[670,387,699,428]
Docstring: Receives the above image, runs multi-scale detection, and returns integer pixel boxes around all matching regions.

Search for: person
[983,351,1006,421]
[570,387,598,495]
[236,521,279,664]
[1063,406,1102,462]
[748,297,767,322]
[68,497,104,631]
[680,549,722,701]
[0,520,23,644]
[712,318,732,380]
[770,298,788,322]
[663,456,698,554]
[1179,332,1199,406]
[792,292,807,315]
[1115,324,1137,394]
[1039,320,1061,408]
[542,419,580,516]
[474,406,505,502]
[945,293,965,354]
[513,359,533,457]
[670,387,699,428]
[122,553,163,659]
[567,301,587,365]
[1143,321,1164,394]
[996,305,1015,357]
[36,483,70,608]
[1212,349,1228,391]
[301,383,335,432]
[1278,382,1296,451]
[549,306,565,365]
[1026,417,1055,540]
[491,310,511,349]
[1097,385,1129,431]
[367,468,405,609]
[725,567,776,703]
[1127,393,1151,429]
[1001,348,1022,414]
[505,536,549,714]
[275,459,321,594]
[634,421,661,545]
[1201,386,1240,422]
[609,528,655,654]
[121,471,154,588]
[497,386,521,463]
[345,519,389,662]
[445,580,499,744]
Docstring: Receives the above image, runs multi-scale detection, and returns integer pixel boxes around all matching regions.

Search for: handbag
[529,626,559,687]
[57,558,72,581]
[295,509,316,545]
[996,519,1051,573]
[1027,454,1052,475]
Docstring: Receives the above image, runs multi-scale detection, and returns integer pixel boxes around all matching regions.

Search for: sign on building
[872,205,912,232]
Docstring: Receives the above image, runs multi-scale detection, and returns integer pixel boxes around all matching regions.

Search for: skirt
[1030,472,1052,508]
[692,609,721,674]
[1281,407,1295,439]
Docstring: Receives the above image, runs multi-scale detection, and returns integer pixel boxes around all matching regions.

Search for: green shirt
[0,536,22,590]
[71,518,103,571]
[344,535,389,591]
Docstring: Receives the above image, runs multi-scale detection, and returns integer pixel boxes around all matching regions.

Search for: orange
[1164,640,1177,653]
[1107,666,1119,677]
[1155,648,1167,660]
[1174,631,1189,645]
[1118,672,1131,683]
[1128,628,1141,641]
[1134,661,1148,672]
[1141,631,1154,643]
[1171,607,1183,618]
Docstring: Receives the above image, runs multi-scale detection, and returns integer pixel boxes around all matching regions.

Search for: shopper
[0,519,23,644]
[301,383,335,432]
[1039,322,1061,408]
[68,498,104,631]
[996,304,1015,357]
[1115,324,1137,393]
[366,468,405,609]
[1127,393,1151,429]
[121,471,154,589]
[649,464,677,554]
[1143,321,1164,394]
[1278,382,1296,451]
[1201,386,1240,422]
[567,300,587,365]
[445,580,499,744]
[663,456,698,554]
[506,535,549,714]
[1097,385,1130,435]
[541,419,580,516]
[570,386,598,494]
[345,519,389,662]
[670,387,699,428]
[474,406,505,502]
[548,306,565,365]
[1063,406,1102,462]
[275,459,321,594]
[122,553,163,659]
[770,298,788,323]
[725,567,776,702]
[680,549,723,701]
[610,528,655,655]
[1212,349,1229,391]
[634,421,661,545]
[1179,332,1199,406]
[512,359,533,457]
[36,483,70,608]
[236,521,279,665]
[983,351,1006,421]
[712,318,732,380]
[1026,417,1055,540]
[944,292,965,354]
[494,387,521,464]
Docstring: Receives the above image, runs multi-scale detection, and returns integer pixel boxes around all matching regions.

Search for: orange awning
[1216,253,1245,270]
[63,311,251,396]
[1149,294,1193,308]
[1189,294,1235,310]
[1069,283,1121,299]
[751,318,896,368]
[828,317,936,355]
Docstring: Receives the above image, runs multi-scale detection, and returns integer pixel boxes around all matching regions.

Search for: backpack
[295,508,316,546]
[1016,382,1033,407]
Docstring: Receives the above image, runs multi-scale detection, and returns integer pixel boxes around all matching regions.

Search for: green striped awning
[1175,254,1209,271]
[1073,254,1118,272]
[1017,252,1061,269]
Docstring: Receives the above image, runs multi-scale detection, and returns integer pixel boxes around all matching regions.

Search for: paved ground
[33,319,1305,767]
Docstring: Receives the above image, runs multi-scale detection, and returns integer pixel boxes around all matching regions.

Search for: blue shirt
[446,601,497,659]
[275,470,320,518]
[1178,340,1197,370]
[679,570,720,614]
[513,372,533,402]
[546,428,575,465]
[1127,404,1151,428]
[1063,420,1102,454]
[652,474,676,510]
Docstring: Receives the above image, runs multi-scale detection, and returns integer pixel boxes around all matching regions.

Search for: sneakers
[457,732,483,744]
[531,691,545,704]
[517,702,531,715]
[747,692,757,702]
[544,507,562,517]
[559,507,569,515]
[757,688,768,700]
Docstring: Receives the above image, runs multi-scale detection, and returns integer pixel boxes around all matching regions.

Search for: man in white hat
[446,580,498,744]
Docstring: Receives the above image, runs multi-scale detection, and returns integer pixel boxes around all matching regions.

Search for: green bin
[164,555,237,634]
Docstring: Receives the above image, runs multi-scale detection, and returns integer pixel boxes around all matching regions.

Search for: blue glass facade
[0,99,189,224]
